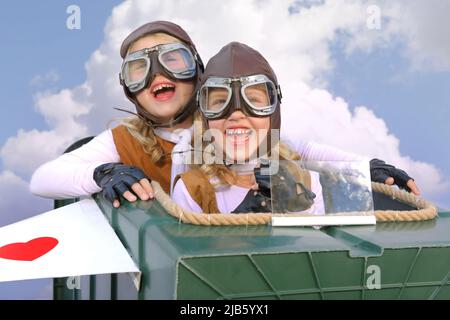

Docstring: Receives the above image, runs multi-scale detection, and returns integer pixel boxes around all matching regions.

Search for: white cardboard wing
[0,199,140,287]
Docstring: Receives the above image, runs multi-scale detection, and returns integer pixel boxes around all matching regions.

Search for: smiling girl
[171,42,419,214]
[30,21,204,208]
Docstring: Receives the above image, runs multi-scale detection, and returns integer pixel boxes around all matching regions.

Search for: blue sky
[329,43,450,201]
[0,0,121,300]
[0,0,122,146]
[0,0,449,299]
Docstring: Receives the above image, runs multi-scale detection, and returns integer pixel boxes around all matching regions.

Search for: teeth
[152,84,175,93]
[226,129,252,136]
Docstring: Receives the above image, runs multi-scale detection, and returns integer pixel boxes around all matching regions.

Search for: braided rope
[152,181,437,225]
[371,182,437,222]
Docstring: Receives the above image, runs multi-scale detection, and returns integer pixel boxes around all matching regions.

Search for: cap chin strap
[133,90,198,128]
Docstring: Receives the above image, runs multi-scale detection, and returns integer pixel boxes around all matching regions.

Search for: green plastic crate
[53,193,448,300]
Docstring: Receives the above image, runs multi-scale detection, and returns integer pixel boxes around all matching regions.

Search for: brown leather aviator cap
[120,20,197,58]
[202,42,281,130]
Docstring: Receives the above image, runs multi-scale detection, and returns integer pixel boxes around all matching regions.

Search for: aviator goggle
[198,75,281,120]
[120,42,198,93]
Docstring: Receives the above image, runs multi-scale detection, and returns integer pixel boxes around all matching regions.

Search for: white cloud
[0,171,51,227]
[344,0,450,72]
[1,88,90,177]
[0,0,448,208]
[30,70,59,87]
[386,0,450,72]
[280,83,449,201]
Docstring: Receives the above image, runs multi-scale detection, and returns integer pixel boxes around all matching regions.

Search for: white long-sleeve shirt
[30,130,118,199]
[29,128,364,199]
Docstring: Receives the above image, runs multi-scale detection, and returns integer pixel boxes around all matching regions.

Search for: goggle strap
[113,107,157,128]
[277,84,283,101]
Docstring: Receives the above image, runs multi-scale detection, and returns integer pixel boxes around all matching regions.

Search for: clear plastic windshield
[247,160,375,226]
[266,160,373,214]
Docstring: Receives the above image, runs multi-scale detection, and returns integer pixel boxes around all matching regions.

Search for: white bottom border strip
[271,215,376,227]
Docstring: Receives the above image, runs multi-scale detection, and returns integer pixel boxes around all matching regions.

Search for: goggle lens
[201,86,230,113]
[125,58,148,84]
[243,82,277,110]
[159,47,195,74]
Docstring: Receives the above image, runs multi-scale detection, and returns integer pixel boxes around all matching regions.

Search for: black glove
[232,164,273,213]
[93,162,148,203]
[370,158,413,192]
[231,189,272,213]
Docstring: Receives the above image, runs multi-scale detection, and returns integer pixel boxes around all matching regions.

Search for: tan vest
[178,164,312,214]
[177,169,220,213]
[112,125,174,194]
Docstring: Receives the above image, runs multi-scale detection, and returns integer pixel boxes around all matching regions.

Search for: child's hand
[370,159,420,196]
[93,163,154,208]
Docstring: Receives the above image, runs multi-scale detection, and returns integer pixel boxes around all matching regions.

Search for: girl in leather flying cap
[171,42,420,214]
[30,21,204,207]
